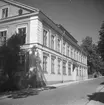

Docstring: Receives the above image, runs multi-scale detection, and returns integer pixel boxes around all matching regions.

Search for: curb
[47,77,103,88]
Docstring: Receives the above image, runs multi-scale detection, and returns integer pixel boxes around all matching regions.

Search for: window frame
[43,29,48,47]
[2,7,9,19]
[63,61,66,75]
[68,62,71,75]
[51,57,55,74]
[58,59,61,74]
[51,35,55,50]
[43,55,48,73]
[0,29,7,46]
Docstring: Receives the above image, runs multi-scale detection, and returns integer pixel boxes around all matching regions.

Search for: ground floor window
[68,62,71,75]
[63,61,66,75]
[58,59,61,74]
[43,55,48,73]
[51,58,55,74]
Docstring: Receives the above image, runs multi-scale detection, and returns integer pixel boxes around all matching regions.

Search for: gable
[0,0,39,19]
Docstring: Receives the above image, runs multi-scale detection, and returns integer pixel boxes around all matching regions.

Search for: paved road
[0,77,104,105]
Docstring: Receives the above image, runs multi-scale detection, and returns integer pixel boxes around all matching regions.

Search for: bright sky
[16,0,104,45]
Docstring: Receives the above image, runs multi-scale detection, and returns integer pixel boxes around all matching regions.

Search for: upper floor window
[51,35,55,50]
[18,27,26,44]
[43,29,48,47]
[63,41,66,55]
[67,45,69,57]
[71,47,73,58]
[57,38,61,52]
[0,30,7,46]
[2,8,8,19]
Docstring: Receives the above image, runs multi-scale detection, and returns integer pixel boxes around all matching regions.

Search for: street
[0,77,104,105]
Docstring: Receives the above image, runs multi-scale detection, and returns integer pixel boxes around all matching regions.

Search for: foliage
[98,21,104,61]
[81,36,104,75]
[0,33,25,91]
[0,33,46,92]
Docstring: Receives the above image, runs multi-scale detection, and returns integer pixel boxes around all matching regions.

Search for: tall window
[2,8,8,18]
[67,45,69,57]
[57,38,61,52]
[63,41,66,55]
[71,47,73,58]
[51,35,54,50]
[43,29,48,46]
[68,62,71,75]
[18,27,26,44]
[51,58,55,74]
[43,56,48,73]
[58,59,61,74]
[63,61,66,75]
[0,31,7,46]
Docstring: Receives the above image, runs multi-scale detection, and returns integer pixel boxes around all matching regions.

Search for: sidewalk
[46,77,99,88]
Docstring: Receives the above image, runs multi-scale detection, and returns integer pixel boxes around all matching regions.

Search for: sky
[16,0,104,45]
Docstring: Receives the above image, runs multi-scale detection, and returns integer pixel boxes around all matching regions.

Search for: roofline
[2,0,39,12]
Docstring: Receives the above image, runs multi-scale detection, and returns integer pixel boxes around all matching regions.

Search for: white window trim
[43,28,49,46]
[1,6,9,18]
[0,28,8,32]
[16,24,27,34]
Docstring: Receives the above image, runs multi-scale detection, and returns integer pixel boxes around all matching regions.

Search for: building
[0,0,88,85]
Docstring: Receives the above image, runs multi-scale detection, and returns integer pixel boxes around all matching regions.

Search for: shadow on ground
[100,82,104,85]
[88,83,104,104]
[0,86,56,99]
[88,92,104,103]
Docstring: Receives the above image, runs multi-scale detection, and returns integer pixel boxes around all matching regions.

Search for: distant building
[0,0,88,85]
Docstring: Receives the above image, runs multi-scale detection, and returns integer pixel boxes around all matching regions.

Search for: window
[18,27,26,44]
[57,38,61,52]
[2,8,8,18]
[43,29,48,46]
[43,56,48,73]
[0,30,7,46]
[63,41,66,55]
[51,58,55,74]
[63,61,66,75]
[67,45,69,57]
[71,47,73,58]
[58,59,61,74]
[68,62,71,75]
[76,67,78,76]
[51,35,54,50]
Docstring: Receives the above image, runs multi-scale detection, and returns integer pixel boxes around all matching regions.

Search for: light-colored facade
[0,0,88,85]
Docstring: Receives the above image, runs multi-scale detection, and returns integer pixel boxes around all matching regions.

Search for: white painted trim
[16,24,27,34]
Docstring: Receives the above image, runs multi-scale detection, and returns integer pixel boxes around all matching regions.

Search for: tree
[0,33,46,91]
[81,36,104,75]
[0,33,26,91]
[98,21,104,61]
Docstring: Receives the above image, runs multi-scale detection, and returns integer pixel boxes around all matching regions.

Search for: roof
[57,24,78,43]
